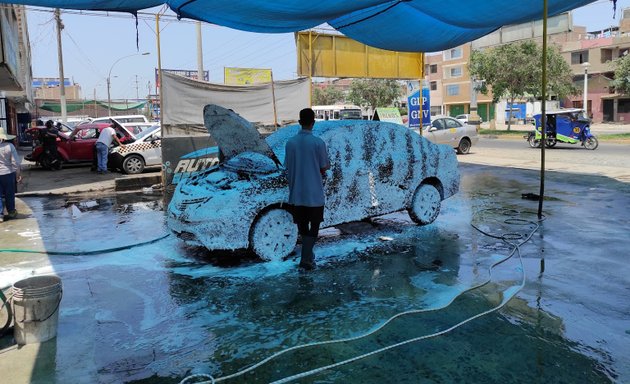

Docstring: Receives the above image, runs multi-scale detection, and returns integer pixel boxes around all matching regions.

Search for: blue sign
[407,87,431,128]
[422,88,431,126]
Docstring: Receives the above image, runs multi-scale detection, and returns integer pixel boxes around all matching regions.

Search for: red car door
[66,126,98,162]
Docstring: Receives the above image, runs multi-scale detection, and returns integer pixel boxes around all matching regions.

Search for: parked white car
[455,114,483,124]
[167,105,460,261]
[423,115,479,154]
[109,125,161,174]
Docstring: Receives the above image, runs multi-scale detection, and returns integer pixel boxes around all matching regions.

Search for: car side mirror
[429,127,438,132]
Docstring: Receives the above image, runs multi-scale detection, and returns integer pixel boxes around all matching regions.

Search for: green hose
[0,234,170,256]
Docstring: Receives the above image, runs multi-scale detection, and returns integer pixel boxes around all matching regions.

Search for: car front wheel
[122,154,145,174]
[249,208,298,261]
[408,184,441,225]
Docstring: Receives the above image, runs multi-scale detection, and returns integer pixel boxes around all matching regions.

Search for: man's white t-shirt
[96,127,116,147]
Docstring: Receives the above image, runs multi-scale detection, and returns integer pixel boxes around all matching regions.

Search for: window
[445,118,462,128]
[444,47,463,60]
[601,49,613,63]
[432,119,445,130]
[618,99,630,113]
[449,67,462,78]
[430,81,437,91]
[571,51,589,64]
[619,48,630,58]
[446,85,459,96]
[430,64,438,74]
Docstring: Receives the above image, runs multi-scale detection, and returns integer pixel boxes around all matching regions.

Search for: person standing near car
[284,108,330,270]
[42,120,62,169]
[95,123,125,174]
[0,128,22,222]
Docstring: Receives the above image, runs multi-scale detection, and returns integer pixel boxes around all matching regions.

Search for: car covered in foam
[167,105,460,261]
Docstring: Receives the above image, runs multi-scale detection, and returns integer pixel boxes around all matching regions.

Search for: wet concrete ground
[0,163,629,383]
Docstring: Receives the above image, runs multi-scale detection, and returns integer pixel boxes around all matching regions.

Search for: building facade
[0,5,34,144]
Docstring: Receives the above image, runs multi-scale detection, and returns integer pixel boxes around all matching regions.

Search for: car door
[67,127,97,161]
[425,118,449,145]
[142,131,162,166]
[443,117,464,145]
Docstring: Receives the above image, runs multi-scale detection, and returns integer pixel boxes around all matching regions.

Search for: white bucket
[11,275,63,345]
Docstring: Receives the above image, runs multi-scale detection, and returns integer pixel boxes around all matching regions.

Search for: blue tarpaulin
[9,0,601,51]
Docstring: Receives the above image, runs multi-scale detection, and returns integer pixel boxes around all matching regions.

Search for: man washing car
[284,108,330,270]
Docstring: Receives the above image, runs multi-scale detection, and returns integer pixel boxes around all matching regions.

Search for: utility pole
[55,9,67,123]
[135,75,140,100]
[196,21,204,81]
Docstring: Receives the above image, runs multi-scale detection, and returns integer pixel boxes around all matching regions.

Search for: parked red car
[25,123,135,169]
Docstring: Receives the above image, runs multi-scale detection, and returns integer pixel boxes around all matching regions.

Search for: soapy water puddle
[1,166,628,383]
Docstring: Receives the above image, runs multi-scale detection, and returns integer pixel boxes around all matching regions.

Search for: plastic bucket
[11,275,63,345]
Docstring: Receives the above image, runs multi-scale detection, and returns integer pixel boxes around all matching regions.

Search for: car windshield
[339,109,362,120]
[135,126,160,140]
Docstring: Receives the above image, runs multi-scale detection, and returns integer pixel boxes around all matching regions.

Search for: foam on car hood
[203,104,281,166]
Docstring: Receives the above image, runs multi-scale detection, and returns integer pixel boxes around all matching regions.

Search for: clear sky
[26,0,630,101]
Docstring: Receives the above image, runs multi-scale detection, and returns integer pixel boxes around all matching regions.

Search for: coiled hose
[180,208,544,384]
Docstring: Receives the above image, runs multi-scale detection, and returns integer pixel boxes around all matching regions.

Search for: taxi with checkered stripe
[109,125,161,174]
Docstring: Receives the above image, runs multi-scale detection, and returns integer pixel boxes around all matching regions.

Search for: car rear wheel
[249,208,298,262]
[408,184,441,225]
[457,138,471,154]
[545,137,557,148]
[122,154,145,174]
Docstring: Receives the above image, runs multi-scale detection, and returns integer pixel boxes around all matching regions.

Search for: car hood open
[203,104,281,166]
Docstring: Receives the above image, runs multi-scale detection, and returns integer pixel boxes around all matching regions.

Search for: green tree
[348,79,402,116]
[312,86,344,105]
[469,41,577,130]
[612,54,630,95]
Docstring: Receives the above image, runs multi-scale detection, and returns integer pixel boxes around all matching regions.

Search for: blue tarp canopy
[10,0,599,51]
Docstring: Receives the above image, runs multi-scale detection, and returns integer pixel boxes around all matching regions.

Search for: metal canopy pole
[538,0,548,219]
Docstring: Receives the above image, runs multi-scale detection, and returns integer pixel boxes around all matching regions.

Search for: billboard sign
[224,67,272,85]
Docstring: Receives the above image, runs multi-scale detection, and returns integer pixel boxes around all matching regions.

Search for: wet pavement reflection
[0,164,628,383]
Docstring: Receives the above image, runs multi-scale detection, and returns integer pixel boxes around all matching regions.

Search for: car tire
[528,134,541,148]
[456,138,471,154]
[584,136,598,150]
[122,154,145,174]
[408,184,441,225]
[249,208,298,262]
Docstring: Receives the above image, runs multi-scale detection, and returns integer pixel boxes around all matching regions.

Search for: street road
[459,137,630,182]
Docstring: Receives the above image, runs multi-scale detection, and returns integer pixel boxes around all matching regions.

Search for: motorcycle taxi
[525,108,598,150]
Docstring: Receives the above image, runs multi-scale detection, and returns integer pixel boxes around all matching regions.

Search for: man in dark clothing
[42,120,62,170]
[284,108,330,270]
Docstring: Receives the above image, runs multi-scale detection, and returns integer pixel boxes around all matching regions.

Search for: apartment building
[562,8,630,123]
[425,45,494,122]
[427,11,630,124]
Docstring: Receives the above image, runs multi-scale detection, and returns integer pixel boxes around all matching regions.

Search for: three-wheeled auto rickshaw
[525,108,598,150]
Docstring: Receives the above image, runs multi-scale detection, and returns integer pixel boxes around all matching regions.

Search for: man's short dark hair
[299,108,315,125]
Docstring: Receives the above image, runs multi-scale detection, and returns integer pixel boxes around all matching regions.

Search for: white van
[312,105,363,121]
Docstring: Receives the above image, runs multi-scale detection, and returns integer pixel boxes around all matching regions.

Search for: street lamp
[107,52,150,115]
[582,62,590,116]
